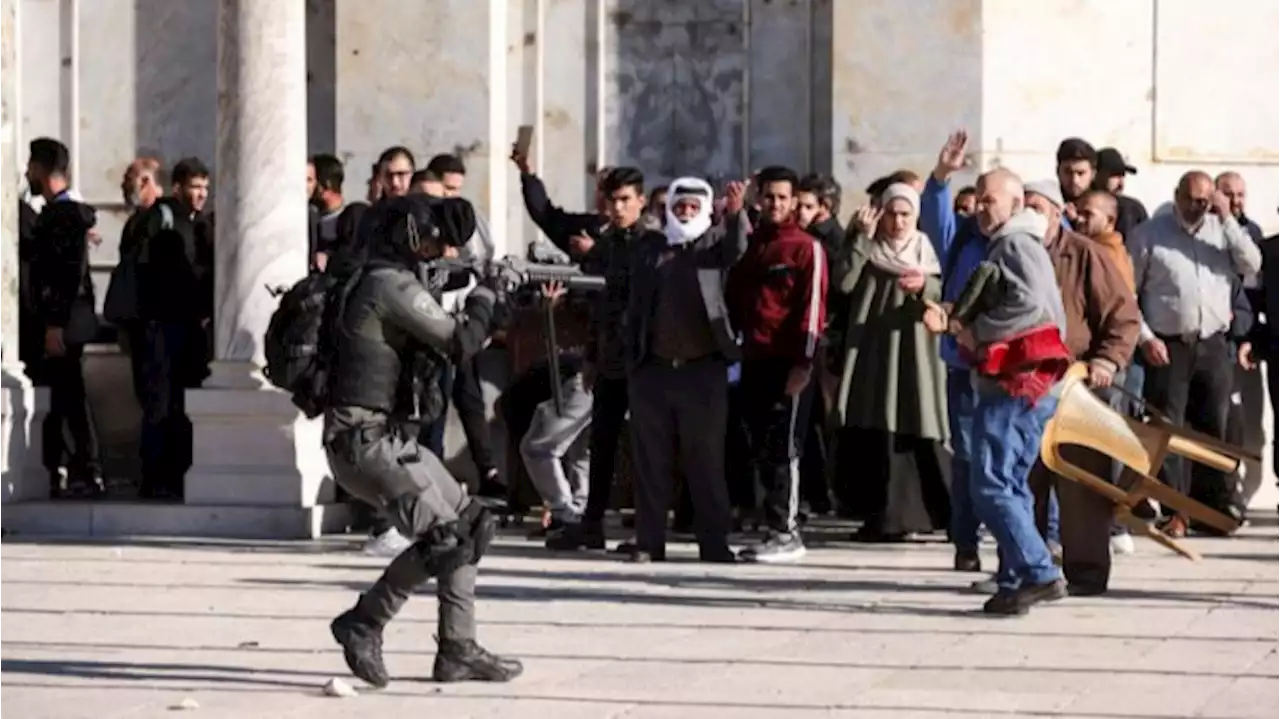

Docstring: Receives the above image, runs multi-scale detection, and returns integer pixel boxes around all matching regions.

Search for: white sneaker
[362,528,412,557]
[1110,533,1135,556]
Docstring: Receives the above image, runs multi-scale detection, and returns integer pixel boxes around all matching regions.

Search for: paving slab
[2,517,1276,718]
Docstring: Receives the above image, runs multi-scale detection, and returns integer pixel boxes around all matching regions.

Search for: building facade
[1,0,1276,536]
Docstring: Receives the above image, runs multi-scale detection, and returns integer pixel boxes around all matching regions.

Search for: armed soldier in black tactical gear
[323,193,522,687]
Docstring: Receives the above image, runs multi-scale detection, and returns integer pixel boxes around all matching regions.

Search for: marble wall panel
[603,0,747,185]
[830,0,983,212]
[747,0,811,174]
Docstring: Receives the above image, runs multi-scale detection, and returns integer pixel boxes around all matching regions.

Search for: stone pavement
[2,517,1276,719]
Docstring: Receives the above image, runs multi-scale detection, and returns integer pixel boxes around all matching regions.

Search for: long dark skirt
[835,426,951,538]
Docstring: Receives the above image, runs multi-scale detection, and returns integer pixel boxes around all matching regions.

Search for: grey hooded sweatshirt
[970,209,1067,346]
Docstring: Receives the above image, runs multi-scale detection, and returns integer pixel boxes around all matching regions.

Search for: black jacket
[1249,234,1277,362]
[26,193,97,329]
[520,172,607,252]
[582,223,659,379]
[136,198,214,322]
[806,215,846,322]
[624,211,749,369]
[1115,194,1149,243]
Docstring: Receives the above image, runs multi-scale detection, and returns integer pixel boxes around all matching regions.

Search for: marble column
[1,0,37,504]
[183,0,335,536]
[211,0,310,374]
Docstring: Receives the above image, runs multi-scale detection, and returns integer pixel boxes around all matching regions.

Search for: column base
[185,378,334,513]
[2,366,48,504]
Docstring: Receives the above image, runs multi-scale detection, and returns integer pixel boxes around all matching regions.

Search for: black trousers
[451,355,496,477]
[725,379,754,510]
[628,359,732,552]
[798,379,831,512]
[739,357,814,535]
[1142,333,1234,511]
[583,375,629,523]
[40,343,101,480]
[139,321,203,496]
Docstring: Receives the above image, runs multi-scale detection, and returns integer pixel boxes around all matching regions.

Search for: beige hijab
[865,183,942,276]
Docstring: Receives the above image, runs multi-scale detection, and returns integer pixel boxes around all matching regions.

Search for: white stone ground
[1,517,1276,719]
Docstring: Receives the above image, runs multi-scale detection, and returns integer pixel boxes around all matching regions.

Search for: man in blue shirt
[919,132,989,572]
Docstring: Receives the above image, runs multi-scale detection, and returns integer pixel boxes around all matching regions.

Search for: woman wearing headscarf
[827,183,951,542]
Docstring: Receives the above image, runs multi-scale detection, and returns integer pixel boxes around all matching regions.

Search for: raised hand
[933,130,969,181]
[852,206,882,237]
[509,143,531,174]
[724,180,747,214]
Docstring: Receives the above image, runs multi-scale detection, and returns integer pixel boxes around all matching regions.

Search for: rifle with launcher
[421,254,607,416]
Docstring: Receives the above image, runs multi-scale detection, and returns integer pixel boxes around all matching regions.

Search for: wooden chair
[1039,363,1258,560]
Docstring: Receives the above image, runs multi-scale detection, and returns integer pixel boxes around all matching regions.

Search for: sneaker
[330,609,390,688]
[739,531,806,564]
[362,528,412,558]
[48,468,70,499]
[432,638,523,683]
[1110,532,1136,556]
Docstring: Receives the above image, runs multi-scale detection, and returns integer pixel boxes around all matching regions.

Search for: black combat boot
[432,638,523,683]
[330,605,391,688]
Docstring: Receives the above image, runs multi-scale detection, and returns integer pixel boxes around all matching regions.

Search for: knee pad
[459,502,496,565]
[414,521,473,577]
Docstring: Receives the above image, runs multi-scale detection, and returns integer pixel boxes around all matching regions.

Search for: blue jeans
[1045,486,1061,545]
[970,385,1062,591]
[946,369,981,552]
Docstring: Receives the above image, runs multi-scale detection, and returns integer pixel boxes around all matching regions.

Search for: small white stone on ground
[168,697,200,711]
[322,678,358,698]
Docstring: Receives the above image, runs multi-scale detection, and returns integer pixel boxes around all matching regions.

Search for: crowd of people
[15,127,1276,627]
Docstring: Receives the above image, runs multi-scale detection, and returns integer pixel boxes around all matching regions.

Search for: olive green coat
[828,233,949,442]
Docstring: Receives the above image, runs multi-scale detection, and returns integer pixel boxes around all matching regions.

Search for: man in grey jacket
[924,169,1068,616]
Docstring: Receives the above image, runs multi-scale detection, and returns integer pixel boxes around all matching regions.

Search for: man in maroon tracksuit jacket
[727,166,828,563]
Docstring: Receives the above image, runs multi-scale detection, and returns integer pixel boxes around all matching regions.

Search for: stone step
[1,501,350,540]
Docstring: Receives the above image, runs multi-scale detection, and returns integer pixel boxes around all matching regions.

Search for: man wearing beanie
[1023,179,1141,596]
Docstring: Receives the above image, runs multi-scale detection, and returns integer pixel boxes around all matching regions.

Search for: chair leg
[1115,509,1201,561]
[1132,474,1238,535]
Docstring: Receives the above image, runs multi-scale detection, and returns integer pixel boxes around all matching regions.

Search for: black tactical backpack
[263,269,357,417]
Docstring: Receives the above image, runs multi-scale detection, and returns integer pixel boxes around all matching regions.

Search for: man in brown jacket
[1023,180,1141,596]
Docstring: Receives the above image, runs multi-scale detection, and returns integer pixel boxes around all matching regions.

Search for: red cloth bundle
[961,323,1071,401]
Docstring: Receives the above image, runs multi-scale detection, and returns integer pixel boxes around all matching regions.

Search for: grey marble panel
[808,0,832,175]
[305,0,335,155]
[747,0,811,174]
[604,0,746,184]
[133,0,217,169]
[77,0,136,204]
